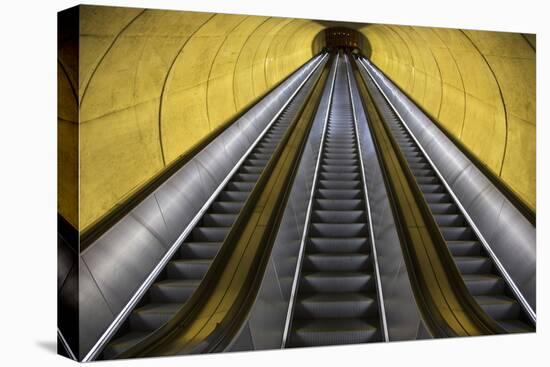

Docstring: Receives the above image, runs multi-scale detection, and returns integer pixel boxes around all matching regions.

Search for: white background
[0,0,547,365]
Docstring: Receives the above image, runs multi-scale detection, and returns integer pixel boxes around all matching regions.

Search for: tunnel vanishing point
[58,4,536,361]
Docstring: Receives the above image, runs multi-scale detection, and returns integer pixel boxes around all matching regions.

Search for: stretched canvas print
[57,4,536,361]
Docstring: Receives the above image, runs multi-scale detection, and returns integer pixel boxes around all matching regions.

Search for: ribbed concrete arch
[68,6,325,230]
[57,5,535,231]
[359,24,535,210]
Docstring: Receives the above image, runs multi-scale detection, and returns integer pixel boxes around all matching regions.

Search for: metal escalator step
[314,199,363,211]
[318,180,360,190]
[497,320,533,333]
[309,237,369,253]
[255,147,275,155]
[290,318,380,347]
[166,259,211,278]
[419,183,445,193]
[323,158,357,166]
[404,155,424,163]
[239,165,263,174]
[429,202,459,214]
[441,226,475,241]
[317,189,362,200]
[300,272,374,293]
[321,165,358,173]
[409,162,431,170]
[310,222,368,237]
[218,190,249,202]
[250,152,271,160]
[226,181,255,191]
[323,152,357,160]
[149,279,201,303]
[434,214,465,226]
[295,293,378,319]
[304,253,371,272]
[191,226,229,242]
[320,172,360,181]
[103,332,149,359]
[447,241,482,256]
[462,274,505,295]
[210,201,243,214]
[234,173,260,182]
[415,176,439,184]
[248,158,269,166]
[129,303,182,331]
[424,193,452,203]
[474,295,521,320]
[203,213,237,227]
[411,168,432,177]
[312,210,365,223]
[325,147,356,154]
[179,242,221,259]
[454,256,492,274]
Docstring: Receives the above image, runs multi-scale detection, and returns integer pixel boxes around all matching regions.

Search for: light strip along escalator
[101,56,326,359]
[286,53,384,348]
[357,57,534,334]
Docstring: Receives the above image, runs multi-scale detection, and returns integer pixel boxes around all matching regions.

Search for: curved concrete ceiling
[359,24,536,211]
[57,5,535,231]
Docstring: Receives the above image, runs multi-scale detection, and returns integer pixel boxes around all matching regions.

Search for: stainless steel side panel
[360,58,536,314]
[77,54,325,358]
[350,57,431,341]
[228,56,335,351]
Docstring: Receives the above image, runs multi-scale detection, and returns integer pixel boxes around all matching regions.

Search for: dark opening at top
[324,27,363,51]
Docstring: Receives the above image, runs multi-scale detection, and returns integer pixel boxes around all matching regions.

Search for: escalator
[101,56,327,359]
[286,53,384,348]
[355,57,534,334]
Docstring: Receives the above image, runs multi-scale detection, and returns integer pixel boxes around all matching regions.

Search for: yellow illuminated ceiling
[57,5,535,231]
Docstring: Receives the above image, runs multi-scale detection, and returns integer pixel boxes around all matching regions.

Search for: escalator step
[474,295,521,320]
[166,259,211,278]
[149,279,200,303]
[497,320,533,333]
[129,303,182,331]
[317,189,362,200]
[420,184,445,194]
[290,318,379,347]
[321,165,358,173]
[192,227,229,242]
[226,181,255,191]
[218,190,249,202]
[179,242,221,259]
[424,193,452,203]
[314,199,363,211]
[210,201,244,214]
[310,222,368,237]
[447,241,482,256]
[320,172,360,181]
[318,180,361,190]
[295,293,378,319]
[434,214,465,227]
[454,256,492,274]
[312,210,365,223]
[103,332,149,360]
[304,253,371,272]
[309,237,369,253]
[300,272,374,293]
[428,202,459,214]
[203,213,238,227]
[462,274,505,295]
[441,226,475,241]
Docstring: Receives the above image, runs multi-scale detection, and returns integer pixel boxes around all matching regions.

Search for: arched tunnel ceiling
[57,5,535,231]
